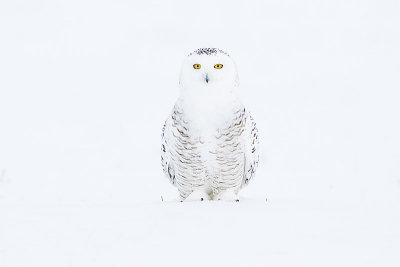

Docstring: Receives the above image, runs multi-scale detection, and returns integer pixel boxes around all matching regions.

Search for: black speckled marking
[188,48,229,57]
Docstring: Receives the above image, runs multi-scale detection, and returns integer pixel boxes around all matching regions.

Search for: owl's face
[179,48,239,95]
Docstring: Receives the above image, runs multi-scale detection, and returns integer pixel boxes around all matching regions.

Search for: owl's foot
[214,189,239,202]
[184,190,211,202]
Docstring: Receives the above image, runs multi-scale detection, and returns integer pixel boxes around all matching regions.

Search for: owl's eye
[214,64,223,69]
[193,64,201,69]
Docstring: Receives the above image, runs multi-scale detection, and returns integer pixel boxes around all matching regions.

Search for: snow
[2,199,399,267]
[0,0,399,266]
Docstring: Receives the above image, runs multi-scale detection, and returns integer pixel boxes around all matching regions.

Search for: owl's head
[179,48,239,95]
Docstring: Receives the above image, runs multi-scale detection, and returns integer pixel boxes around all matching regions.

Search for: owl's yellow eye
[214,64,223,69]
[193,64,201,69]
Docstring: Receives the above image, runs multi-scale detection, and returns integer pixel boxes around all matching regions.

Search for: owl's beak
[205,73,209,83]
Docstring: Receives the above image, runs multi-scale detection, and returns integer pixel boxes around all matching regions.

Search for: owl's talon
[185,190,211,201]
[215,189,239,202]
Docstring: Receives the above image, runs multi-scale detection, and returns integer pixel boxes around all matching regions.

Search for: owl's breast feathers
[161,103,259,197]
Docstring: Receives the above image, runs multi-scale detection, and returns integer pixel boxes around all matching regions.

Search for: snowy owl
[161,48,259,201]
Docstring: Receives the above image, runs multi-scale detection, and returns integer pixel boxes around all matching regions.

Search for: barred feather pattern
[161,104,259,200]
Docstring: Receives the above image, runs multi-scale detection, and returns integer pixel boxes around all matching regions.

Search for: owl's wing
[242,113,259,187]
[161,116,176,185]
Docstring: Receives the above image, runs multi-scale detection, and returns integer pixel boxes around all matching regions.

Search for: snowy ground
[1,0,400,266]
[1,199,399,267]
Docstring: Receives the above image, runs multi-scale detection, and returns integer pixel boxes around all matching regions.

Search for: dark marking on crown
[188,48,229,57]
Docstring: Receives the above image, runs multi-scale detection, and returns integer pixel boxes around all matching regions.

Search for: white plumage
[161,48,259,201]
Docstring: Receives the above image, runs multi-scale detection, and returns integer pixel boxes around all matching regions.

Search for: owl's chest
[171,99,246,172]
[188,124,245,166]
[177,95,242,132]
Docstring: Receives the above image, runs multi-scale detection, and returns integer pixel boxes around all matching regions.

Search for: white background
[0,0,399,266]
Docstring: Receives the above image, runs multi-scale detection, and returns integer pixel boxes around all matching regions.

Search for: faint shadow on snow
[0,169,5,199]
[156,196,268,205]
[0,168,5,183]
